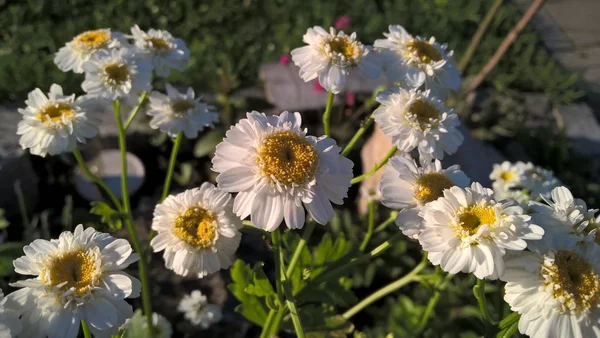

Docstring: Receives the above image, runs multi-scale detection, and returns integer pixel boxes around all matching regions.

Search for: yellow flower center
[75,30,110,49]
[45,250,97,295]
[406,99,439,129]
[36,102,74,124]
[171,100,195,115]
[146,37,171,51]
[104,63,129,84]
[406,40,442,64]
[545,250,600,313]
[457,205,497,236]
[414,173,454,204]
[500,171,515,182]
[256,131,319,187]
[174,207,217,248]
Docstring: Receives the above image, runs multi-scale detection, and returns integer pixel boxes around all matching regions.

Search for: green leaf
[193,129,225,158]
[298,305,354,338]
[90,201,122,231]
[0,209,8,229]
[0,242,23,277]
[245,262,276,297]
[173,162,193,186]
[120,309,146,338]
[228,260,270,326]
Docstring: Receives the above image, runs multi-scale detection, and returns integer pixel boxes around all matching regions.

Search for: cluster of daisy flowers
[19,25,218,158]
[6,20,600,338]
[490,160,561,207]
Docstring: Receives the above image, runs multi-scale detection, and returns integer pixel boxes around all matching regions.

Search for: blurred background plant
[0,0,581,104]
[1,0,597,337]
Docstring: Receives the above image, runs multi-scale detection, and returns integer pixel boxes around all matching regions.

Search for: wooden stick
[459,0,504,73]
[466,0,546,93]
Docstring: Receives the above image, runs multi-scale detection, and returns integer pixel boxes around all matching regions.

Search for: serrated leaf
[90,201,122,231]
[245,262,275,297]
[228,260,270,326]
[299,306,354,338]
[0,242,23,277]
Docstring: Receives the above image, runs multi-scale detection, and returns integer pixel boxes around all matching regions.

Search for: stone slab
[259,63,394,111]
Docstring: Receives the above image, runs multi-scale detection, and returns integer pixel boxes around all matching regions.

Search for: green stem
[499,312,520,329]
[359,201,376,251]
[374,211,398,234]
[415,273,454,334]
[124,91,149,131]
[260,309,277,338]
[148,132,184,241]
[308,232,403,288]
[268,307,286,338]
[160,132,183,202]
[350,146,397,184]
[285,221,316,278]
[283,286,305,338]
[342,254,428,320]
[80,320,91,338]
[499,321,519,338]
[278,232,305,338]
[13,181,30,226]
[323,92,335,137]
[114,100,154,336]
[475,279,498,327]
[341,115,374,156]
[272,230,285,302]
[73,148,123,211]
[265,222,316,338]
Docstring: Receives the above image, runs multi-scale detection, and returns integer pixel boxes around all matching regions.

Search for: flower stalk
[114,100,154,336]
[323,92,335,137]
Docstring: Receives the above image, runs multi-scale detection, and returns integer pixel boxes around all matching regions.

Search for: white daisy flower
[17,84,100,157]
[419,182,544,279]
[6,224,141,338]
[82,48,152,101]
[0,290,21,338]
[150,183,242,278]
[374,25,461,99]
[147,84,219,139]
[502,238,600,338]
[291,26,380,94]
[177,290,223,329]
[494,188,531,209]
[530,186,600,246]
[212,111,354,231]
[373,86,463,161]
[520,162,561,198]
[380,156,470,239]
[490,161,526,192]
[122,312,172,338]
[130,25,190,78]
[54,29,125,73]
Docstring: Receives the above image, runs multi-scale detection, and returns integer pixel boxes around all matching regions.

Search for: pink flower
[278,54,291,65]
[335,16,351,30]
[313,80,325,93]
[345,91,356,106]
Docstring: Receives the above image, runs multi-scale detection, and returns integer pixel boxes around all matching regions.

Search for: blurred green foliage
[0,0,581,106]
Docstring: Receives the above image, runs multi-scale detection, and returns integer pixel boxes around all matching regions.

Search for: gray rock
[558,103,600,156]
[259,63,394,111]
[443,125,506,188]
